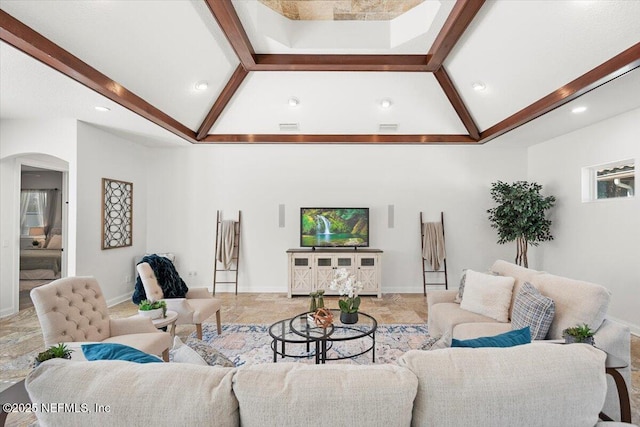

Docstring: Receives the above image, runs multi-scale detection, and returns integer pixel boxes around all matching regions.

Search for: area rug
[189,323,430,366]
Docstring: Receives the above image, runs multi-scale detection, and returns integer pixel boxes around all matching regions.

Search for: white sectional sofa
[427,260,631,422]
[25,343,634,427]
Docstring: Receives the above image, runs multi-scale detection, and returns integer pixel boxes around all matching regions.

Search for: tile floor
[1,293,638,425]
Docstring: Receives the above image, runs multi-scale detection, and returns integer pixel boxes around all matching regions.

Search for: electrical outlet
[124,275,132,284]
[187,271,198,277]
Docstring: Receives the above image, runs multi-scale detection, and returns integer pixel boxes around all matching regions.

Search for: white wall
[146,144,527,294]
[0,119,76,317]
[528,108,640,333]
[76,122,149,305]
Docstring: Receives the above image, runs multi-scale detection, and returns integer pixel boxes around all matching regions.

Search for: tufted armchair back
[31,276,111,347]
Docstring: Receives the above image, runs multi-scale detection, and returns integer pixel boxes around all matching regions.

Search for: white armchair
[137,262,222,339]
[30,276,172,361]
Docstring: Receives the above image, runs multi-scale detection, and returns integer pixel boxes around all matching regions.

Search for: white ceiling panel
[232,0,455,54]
[446,0,640,131]
[1,0,238,131]
[0,42,188,147]
[210,71,467,134]
[488,68,640,148]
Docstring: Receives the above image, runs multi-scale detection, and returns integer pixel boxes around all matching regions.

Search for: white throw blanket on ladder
[216,220,236,270]
[422,222,446,271]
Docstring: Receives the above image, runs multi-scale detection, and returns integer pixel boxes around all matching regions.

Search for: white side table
[149,310,178,337]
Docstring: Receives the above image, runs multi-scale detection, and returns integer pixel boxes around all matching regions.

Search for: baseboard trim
[607,315,640,337]
[0,307,16,319]
[107,292,133,308]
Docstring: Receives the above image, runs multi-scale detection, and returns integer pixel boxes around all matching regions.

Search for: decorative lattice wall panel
[101,178,133,249]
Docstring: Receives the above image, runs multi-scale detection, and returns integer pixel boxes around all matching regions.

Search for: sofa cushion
[398,343,607,427]
[490,260,544,318]
[428,303,499,338]
[26,359,239,426]
[460,269,515,322]
[81,343,162,364]
[451,327,531,348]
[511,282,555,339]
[232,363,417,427]
[531,273,610,339]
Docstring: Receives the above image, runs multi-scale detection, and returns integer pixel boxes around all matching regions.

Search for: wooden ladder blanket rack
[213,210,241,295]
[420,211,448,296]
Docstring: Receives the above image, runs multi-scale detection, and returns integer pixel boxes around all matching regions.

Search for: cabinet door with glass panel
[289,254,313,297]
[314,254,355,295]
[356,254,381,298]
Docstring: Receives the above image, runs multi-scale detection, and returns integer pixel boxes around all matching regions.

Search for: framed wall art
[102,178,133,249]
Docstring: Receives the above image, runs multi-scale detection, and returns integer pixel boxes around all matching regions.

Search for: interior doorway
[18,165,65,311]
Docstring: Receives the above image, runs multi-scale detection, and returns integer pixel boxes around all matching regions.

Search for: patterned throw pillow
[185,338,234,367]
[454,270,467,303]
[511,282,555,340]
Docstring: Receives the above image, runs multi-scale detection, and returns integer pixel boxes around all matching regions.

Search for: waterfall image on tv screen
[300,208,369,247]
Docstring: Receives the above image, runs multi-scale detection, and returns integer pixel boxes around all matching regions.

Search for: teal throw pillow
[82,343,162,364]
[451,327,531,348]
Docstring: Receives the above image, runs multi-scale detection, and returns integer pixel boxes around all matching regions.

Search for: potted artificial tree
[487,181,556,268]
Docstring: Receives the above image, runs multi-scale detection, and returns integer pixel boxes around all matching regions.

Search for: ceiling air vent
[279,123,299,132]
[379,123,398,132]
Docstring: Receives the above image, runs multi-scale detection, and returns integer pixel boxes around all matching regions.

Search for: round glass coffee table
[269,309,377,364]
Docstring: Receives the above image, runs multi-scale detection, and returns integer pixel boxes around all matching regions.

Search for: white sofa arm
[163,298,195,324]
[110,316,157,336]
[427,290,458,311]
[186,287,212,299]
[594,318,631,421]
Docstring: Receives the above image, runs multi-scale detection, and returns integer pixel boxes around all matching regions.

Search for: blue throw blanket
[132,255,189,304]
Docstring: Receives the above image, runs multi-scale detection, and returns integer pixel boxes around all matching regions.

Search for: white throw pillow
[460,269,515,322]
[170,337,207,365]
[46,234,62,249]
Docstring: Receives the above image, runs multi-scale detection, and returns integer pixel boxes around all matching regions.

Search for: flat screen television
[300,208,369,248]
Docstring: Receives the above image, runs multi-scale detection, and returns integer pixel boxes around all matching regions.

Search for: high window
[582,159,635,202]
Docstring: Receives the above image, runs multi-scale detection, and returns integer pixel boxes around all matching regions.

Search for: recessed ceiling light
[380,98,392,109]
[94,106,110,112]
[472,82,486,91]
[194,81,209,91]
[572,106,587,114]
[288,97,300,107]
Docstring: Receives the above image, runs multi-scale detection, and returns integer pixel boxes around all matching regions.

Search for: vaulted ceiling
[1,0,639,146]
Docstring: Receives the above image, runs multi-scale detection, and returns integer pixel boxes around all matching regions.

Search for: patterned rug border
[188,322,431,367]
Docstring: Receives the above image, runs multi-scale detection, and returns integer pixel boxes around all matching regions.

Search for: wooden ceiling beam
[252,54,431,72]
[196,65,249,140]
[426,0,485,71]
[434,67,480,140]
[480,42,640,144]
[204,0,255,68]
[198,134,478,144]
[0,9,197,143]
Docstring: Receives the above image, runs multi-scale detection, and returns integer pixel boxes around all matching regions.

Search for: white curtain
[20,190,49,236]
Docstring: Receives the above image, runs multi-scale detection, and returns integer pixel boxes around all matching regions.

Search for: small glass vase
[309,292,317,312]
[316,291,325,309]
[340,311,358,324]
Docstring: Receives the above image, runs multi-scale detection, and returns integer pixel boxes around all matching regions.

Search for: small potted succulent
[138,299,166,320]
[563,323,595,345]
[34,343,74,367]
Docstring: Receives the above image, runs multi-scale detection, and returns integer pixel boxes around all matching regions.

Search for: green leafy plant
[35,343,73,364]
[487,181,556,268]
[138,299,167,317]
[138,299,166,311]
[563,324,595,342]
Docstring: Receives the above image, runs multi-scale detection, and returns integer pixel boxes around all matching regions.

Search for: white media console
[287,248,382,298]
